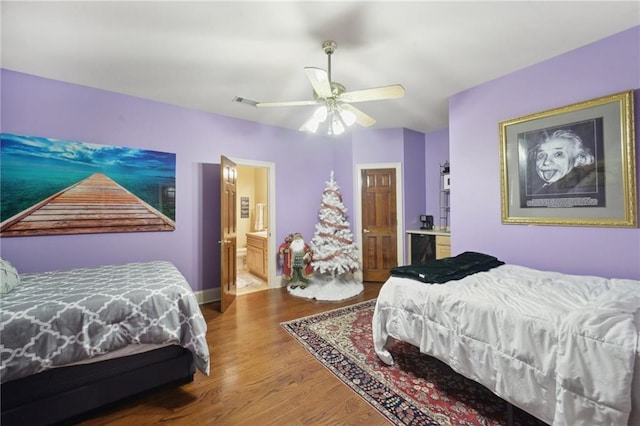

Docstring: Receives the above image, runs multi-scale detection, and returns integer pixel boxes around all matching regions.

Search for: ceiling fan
[234,40,405,135]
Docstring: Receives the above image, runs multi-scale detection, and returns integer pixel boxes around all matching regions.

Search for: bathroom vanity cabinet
[246,232,268,280]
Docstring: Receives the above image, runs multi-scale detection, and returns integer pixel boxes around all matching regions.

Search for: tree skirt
[281,300,548,426]
[286,274,363,301]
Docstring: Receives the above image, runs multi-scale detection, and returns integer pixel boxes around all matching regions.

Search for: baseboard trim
[194,288,220,304]
[194,277,287,305]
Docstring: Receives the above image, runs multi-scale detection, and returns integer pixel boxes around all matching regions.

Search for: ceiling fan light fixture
[238,40,404,134]
[331,114,345,135]
[301,117,320,133]
[314,105,328,122]
[338,107,357,127]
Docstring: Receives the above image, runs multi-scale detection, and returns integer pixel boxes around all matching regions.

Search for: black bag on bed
[390,251,504,284]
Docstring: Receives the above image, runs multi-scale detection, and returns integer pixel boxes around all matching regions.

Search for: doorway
[232,159,276,295]
[355,163,404,282]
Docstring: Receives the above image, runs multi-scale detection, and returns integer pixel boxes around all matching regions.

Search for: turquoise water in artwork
[1,133,176,222]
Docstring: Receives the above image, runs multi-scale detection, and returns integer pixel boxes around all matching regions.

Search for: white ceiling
[2,1,639,134]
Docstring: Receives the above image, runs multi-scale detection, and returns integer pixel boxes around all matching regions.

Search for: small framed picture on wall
[240,197,250,218]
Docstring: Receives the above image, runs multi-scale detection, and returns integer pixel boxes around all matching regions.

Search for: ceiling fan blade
[339,84,405,103]
[304,67,332,98]
[340,104,376,127]
[234,96,317,108]
[256,100,319,108]
[299,111,321,133]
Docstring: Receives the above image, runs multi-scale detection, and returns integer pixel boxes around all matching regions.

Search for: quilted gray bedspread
[0,261,210,384]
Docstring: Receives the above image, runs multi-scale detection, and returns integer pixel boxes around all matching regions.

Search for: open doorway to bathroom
[234,161,274,295]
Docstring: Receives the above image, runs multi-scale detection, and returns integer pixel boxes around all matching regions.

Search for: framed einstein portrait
[499,90,637,227]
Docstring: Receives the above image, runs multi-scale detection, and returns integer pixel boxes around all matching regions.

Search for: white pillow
[0,258,21,295]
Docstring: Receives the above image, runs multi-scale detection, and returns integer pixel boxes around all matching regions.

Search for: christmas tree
[310,172,360,279]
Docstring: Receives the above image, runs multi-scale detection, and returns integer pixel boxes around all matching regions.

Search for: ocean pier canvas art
[1,134,176,237]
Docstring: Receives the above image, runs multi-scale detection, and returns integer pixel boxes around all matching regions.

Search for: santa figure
[279,233,313,289]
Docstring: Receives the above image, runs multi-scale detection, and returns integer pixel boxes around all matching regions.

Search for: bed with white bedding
[0,260,210,425]
[372,253,640,425]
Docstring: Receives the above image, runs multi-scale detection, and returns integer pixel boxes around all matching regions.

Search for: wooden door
[361,168,398,282]
[220,156,237,312]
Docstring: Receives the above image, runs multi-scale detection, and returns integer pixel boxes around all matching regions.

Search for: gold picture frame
[499,90,637,227]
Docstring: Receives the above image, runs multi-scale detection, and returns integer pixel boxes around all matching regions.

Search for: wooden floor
[77,282,388,426]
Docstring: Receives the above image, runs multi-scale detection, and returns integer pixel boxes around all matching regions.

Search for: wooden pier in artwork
[0,173,175,237]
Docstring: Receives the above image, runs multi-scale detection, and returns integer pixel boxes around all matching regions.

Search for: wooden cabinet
[435,235,451,259]
[246,233,268,280]
[407,230,451,264]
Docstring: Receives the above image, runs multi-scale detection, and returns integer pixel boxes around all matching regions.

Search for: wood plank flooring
[77,283,388,426]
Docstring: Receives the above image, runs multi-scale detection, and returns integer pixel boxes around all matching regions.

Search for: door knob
[363,229,371,233]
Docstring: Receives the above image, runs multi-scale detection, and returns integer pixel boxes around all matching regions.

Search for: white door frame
[231,157,277,288]
[354,162,404,269]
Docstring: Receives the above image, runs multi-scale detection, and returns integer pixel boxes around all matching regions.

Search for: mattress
[0,261,210,383]
[372,264,640,425]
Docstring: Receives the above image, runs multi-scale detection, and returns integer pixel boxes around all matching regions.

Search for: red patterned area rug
[281,299,548,426]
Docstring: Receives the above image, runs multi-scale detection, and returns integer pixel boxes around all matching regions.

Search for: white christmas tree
[310,171,360,278]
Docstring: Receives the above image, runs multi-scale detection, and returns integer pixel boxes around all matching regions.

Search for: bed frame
[1,345,194,426]
[374,256,640,425]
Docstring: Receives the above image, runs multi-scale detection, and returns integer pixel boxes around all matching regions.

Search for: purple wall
[4,25,635,290]
[402,128,427,233]
[450,26,640,279]
[0,69,341,291]
[350,128,427,263]
[425,128,450,224]
[352,128,406,162]
[0,69,429,292]
[331,137,355,237]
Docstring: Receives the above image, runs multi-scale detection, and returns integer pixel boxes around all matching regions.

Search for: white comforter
[372,264,640,425]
